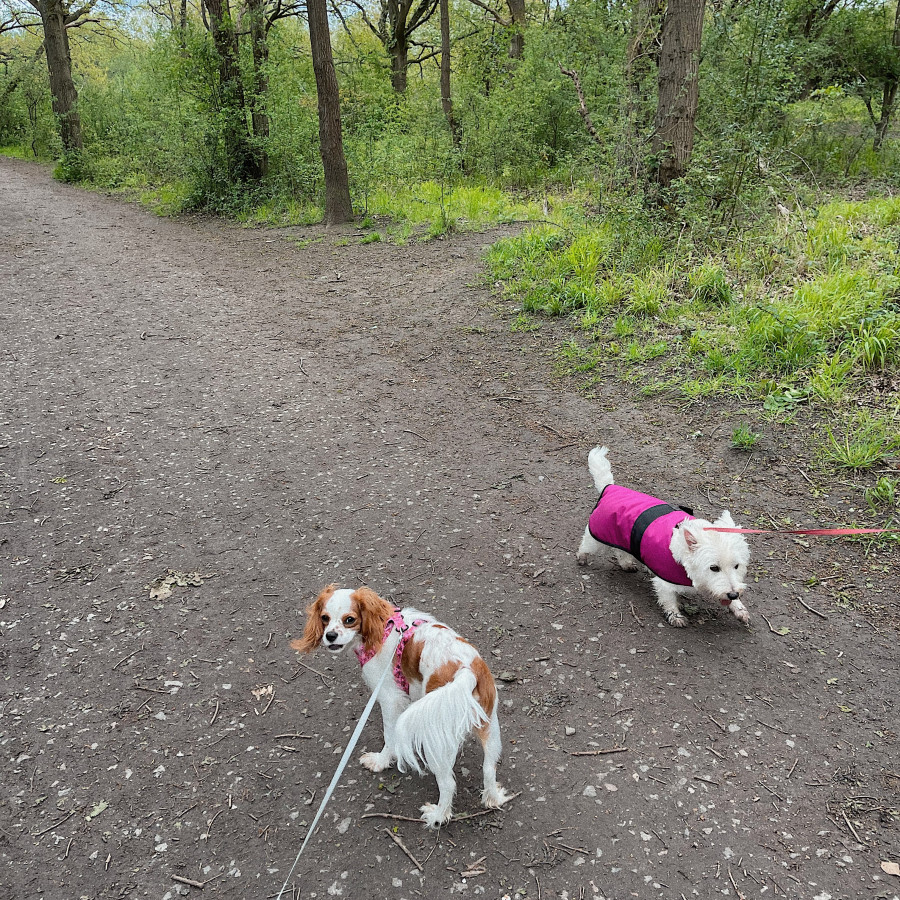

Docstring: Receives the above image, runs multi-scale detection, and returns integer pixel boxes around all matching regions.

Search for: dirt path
[1,157,897,900]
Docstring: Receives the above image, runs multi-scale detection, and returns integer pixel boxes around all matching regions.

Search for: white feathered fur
[293,585,511,828]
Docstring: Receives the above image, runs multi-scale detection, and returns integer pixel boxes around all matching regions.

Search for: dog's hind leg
[477,709,511,809]
[576,526,603,566]
[652,578,688,627]
[420,768,456,829]
[611,548,639,572]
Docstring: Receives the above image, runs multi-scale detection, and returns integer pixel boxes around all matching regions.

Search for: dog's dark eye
[344,616,356,625]
[320,615,329,624]
[734,563,739,569]
[710,565,720,572]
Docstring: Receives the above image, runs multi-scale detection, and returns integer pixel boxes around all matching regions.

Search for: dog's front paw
[360,751,392,773]
[730,605,750,625]
[666,611,688,628]
[420,803,452,829]
[482,785,512,809]
[576,552,590,566]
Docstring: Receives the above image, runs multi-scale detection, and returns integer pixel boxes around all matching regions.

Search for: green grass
[487,193,900,469]
[866,475,899,511]
[731,425,761,451]
[823,413,899,470]
[365,182,546,238]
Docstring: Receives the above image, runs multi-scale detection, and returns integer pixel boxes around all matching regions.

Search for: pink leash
[706,527,895,535]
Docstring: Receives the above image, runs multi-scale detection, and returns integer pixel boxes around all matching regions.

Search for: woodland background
[1,0,899,517]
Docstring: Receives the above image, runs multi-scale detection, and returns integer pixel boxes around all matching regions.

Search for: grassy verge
[487,194,900,475]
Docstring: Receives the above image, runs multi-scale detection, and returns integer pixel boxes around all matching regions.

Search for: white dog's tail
[394,668,487,775]
[588,445,614,493]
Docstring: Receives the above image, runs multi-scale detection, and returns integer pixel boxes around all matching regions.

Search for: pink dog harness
[589,484,694,587]
[354,607,424,694]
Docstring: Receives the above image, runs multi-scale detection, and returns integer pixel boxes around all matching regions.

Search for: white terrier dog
[576,447,750,627]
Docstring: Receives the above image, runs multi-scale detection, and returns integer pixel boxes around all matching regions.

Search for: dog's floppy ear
[290,584,337,654]
[352,587,394,654]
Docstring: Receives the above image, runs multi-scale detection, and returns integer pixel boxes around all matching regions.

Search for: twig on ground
[289,659,332,684]
[569,747,628,757]
[172,874,206,889]
[629,602,644,627]
[760,613,786,635]
[841,808,864,844]
[796,596,828,619]
[693,775,719,786]
[383,828,423,870]
[112,645,144,670]
[32,810,75,836]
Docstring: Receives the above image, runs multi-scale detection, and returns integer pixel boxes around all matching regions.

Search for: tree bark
[388,33,409,91]
[439,0,458,141]
[651,0,705,188]
[246,0,270,176]
[307,0,353,224]
[37,0,82,152]
[203,0,260,182]
[873,0,900,151]
[506,0,525,58]
[621,0,663,175]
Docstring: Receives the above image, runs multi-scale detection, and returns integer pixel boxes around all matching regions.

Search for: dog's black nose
[726,591,739,601]
[325,631,338,642]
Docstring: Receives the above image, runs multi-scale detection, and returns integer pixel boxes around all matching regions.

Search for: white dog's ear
[717,510,736,528]
[682,522,703,552]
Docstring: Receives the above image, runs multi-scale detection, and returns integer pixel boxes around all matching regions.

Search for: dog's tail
[588,445,614,493]
[394,667,488,776]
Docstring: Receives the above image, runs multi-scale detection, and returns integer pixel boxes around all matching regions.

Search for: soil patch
[1,157,898,900]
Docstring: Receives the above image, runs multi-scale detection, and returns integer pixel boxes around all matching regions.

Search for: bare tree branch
[559,64,603,146]
[464,0,508,27]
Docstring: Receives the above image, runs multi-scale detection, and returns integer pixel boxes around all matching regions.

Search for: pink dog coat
[589,484,694,587]
[354,607,424,694]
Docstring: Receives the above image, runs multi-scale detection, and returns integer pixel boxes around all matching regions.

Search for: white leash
[275,632,399,900]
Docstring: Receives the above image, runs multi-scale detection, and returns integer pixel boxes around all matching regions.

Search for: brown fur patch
[426,659,463,693]
[351,587,395,655]
[292,584,337,653]
[471,656,496,718]
[400,633,425,688]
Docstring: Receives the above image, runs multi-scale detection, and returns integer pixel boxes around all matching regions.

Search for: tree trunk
[439,0,458,142]
[307,0,353,224]
[506,0,525,58]
[179,0,188,48]
[389,36,409,92]
[246,0,270,176]
[203,0,259,182]
[37,0,82,152]
[621,0,663,175]
[651,0,705,188]
[873,0,900,151]
[874,82,898,151]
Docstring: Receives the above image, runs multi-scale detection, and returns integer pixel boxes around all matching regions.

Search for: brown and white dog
[292,585,511,828]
